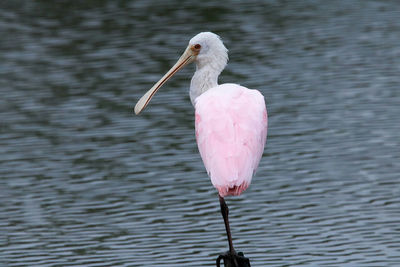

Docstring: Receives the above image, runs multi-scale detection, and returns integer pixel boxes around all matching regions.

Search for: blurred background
[1,0,400,266]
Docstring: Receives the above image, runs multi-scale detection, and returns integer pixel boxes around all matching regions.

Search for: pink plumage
[195,83,268,197]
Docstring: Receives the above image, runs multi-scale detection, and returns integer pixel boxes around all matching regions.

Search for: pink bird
[135,32,267,264]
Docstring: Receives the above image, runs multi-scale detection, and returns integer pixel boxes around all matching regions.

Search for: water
[1,0,400,266]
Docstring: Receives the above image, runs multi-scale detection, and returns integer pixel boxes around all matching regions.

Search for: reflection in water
[1,1,400,266]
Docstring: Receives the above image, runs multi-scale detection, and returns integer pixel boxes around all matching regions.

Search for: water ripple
[1,0,400,266]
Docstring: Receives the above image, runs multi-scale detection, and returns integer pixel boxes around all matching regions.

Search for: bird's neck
[190,65,221,105]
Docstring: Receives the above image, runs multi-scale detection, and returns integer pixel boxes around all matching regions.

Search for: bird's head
[134,32,228,115]
[189,32,228,70]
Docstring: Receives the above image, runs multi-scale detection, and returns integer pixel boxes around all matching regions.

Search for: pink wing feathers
[195,83,268,197]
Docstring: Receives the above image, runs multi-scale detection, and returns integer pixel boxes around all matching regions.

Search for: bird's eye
[194,44,201,50]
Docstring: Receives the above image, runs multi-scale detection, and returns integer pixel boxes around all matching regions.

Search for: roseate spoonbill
[135,32,267,263]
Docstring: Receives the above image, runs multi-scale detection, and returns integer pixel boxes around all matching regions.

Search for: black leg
[219,195,235,254]
[217,196,252,267]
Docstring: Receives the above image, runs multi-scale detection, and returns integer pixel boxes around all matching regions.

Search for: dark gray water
[1,1,400,266]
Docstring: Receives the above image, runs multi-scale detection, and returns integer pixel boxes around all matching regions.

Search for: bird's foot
[216,251,251,267]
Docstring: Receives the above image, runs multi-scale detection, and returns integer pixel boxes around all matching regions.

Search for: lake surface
[1,0,400,266]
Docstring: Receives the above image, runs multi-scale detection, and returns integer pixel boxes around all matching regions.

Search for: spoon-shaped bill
[134,45,198,115]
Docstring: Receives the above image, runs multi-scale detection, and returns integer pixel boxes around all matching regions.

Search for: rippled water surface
[1,1,400,266]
